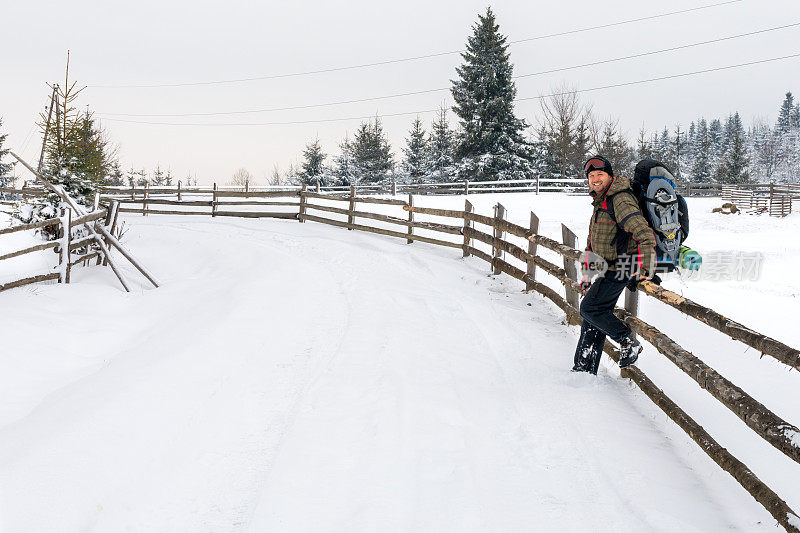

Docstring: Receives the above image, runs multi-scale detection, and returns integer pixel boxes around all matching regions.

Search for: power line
[514,21,800,79]
[517,53,800,102]
[100,88,448,117]
[100,108,441,126]
[97,21,798,118]
[89,0,743,89]
[99,52,800,127]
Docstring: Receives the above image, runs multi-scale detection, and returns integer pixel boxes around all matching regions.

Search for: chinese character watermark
[610,251,763,281]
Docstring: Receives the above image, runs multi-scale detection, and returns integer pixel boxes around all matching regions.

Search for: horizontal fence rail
[0,207,112,293]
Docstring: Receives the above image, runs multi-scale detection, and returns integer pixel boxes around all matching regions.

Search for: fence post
[299,183,307,223]
[561,224,580,315]
[407,194,414,244]
[98,200,114,265]
[93,192,100,212]
[392,179,397,196]
[526,211,540,291]
[624,288,640,340]
[493,203,506,275]
[103,200,121,267]
[212,183,217,217]
[143,181,150,216]
[769,182,774,211]
[315,181,321,193]
[63,208,72,283]
[245,179,249,194]
[131,182,135,201]
[464,180,469,195]
[463,199,473,258]
[347,185,355,230]
[536,175,540,195]
[177,180,182,202]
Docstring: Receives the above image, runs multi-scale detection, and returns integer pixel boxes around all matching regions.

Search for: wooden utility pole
[38,84,58,173]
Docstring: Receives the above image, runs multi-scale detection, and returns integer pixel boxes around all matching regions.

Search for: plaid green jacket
[586,177,657,277]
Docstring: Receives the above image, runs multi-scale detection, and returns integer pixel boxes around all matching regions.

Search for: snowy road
[0,215,781,531]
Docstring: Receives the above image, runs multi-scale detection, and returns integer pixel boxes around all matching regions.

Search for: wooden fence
[2,185,799,530]
[722,184,796,217]
[295,190,800,530]
[5,179,800,205]
[94,179,754,198]
[0,206,116,293]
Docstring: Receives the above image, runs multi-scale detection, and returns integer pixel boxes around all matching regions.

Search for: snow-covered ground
[0,194,798,532]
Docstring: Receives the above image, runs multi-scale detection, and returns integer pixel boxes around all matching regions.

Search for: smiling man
[573,155,657,374]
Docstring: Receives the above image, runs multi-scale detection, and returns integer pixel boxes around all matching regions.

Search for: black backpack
[602,159,689,271]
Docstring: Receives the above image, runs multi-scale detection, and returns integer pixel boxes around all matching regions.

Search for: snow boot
[618,334,642,368]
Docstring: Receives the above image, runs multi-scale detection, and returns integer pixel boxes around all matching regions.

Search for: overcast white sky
[3,0,799,184]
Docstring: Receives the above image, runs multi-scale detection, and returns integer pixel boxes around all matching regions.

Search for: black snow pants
[572,270,632,374]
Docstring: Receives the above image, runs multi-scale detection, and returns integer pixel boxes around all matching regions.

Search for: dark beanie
[584,155,613,178]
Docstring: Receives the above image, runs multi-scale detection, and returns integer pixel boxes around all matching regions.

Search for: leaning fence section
[0,204,115,293]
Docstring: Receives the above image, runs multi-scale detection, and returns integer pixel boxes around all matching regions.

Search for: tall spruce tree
[402,116,429,183]
[333,134,356,186]
[23,56,119,225]
[300,138,328,186]
[691,118,712,182]
[451,8,533,181]
[716,113,750,184]
[428,105,455,182]
[776,92,795,134]
[73,112,115,183]
[351,117,393,184]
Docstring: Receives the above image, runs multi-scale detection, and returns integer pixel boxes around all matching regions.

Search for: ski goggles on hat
[584,158,606,172]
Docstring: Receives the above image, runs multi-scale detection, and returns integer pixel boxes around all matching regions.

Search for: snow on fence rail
[3,151,162,293]
[2,184,799,530]
[0,207,112,292]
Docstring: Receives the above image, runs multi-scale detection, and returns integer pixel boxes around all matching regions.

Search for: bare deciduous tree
[268,164,284,186]
[537,83,594,179]
[592,117,634,176]
[229,167,253,189]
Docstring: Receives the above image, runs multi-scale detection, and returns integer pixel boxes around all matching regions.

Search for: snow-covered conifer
[300,138,328,186]
[716,113,750,184]
[402,116,429,183]
[351,117,393,184]
[428,106,455,182]
[451,8,533,181]
[332,134,356,186]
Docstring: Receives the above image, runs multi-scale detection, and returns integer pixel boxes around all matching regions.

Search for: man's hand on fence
[579,275,592,295]
[629,272,662,292]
